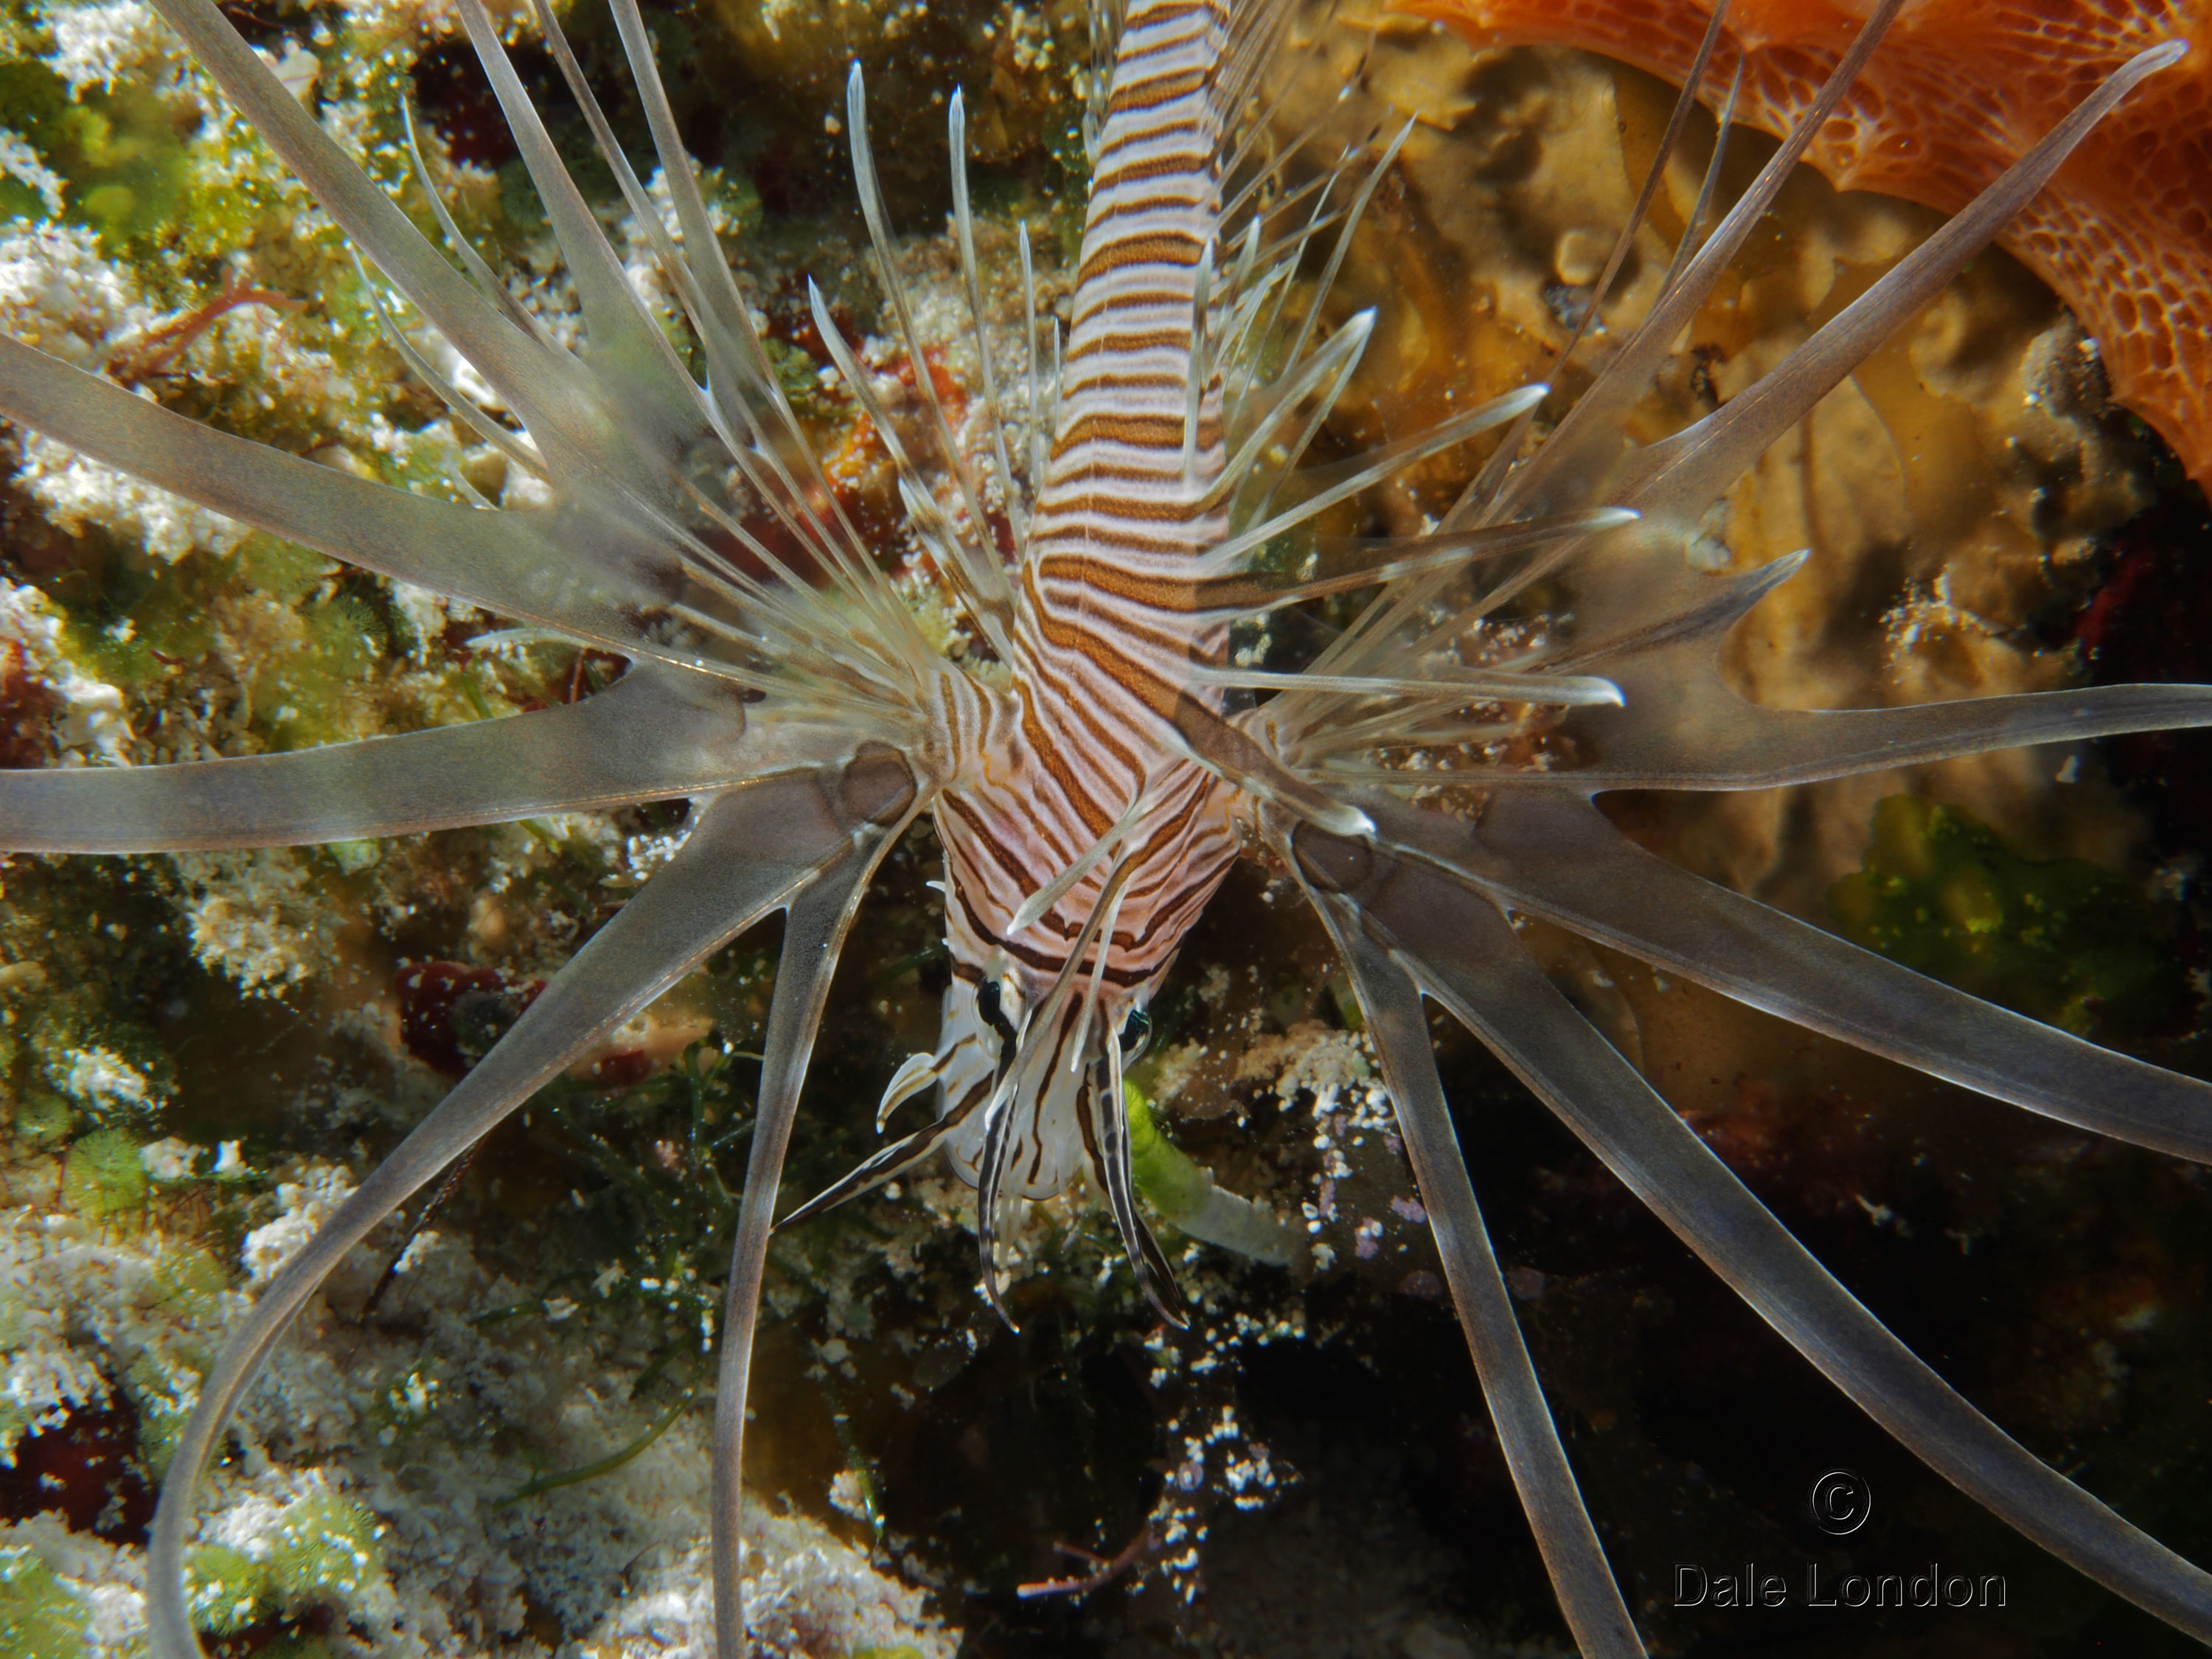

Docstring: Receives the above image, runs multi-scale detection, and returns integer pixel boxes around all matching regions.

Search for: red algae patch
[1397,0,2212,486]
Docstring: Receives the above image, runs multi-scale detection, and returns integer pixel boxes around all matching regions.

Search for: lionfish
[2,0,2209,1649]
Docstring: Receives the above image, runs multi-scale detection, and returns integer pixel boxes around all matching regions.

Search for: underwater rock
[0,1166,962,1657]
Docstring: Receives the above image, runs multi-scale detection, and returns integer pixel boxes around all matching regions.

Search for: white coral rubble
[0,1166,962,1658]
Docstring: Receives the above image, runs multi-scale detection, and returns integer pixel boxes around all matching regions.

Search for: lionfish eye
[975,978,1001,1026]
[1119,1008,1152,1060]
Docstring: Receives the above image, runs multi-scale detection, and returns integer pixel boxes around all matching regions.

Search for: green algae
[181,1491,383,1639]
[0,1544,89,1659]
[1827,793,2190,1038]
[0,58,189,248]
[61,1126,145,1217]
[1125,1075,1213,1222]
[10,1091,69,1147]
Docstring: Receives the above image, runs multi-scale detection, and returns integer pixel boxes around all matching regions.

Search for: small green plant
[181,1492,382,1639]
[62,1127,145,1217]
[0,1543,89,1659]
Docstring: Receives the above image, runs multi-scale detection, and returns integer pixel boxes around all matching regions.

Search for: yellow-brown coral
[1396,0,2212,487]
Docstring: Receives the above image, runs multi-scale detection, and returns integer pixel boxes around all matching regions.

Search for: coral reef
[0,1160,959,1656]
[0,0,2204,1654]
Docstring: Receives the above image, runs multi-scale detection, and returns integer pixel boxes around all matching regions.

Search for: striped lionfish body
[9,0,2212,1652]
[796,0,1251,1307]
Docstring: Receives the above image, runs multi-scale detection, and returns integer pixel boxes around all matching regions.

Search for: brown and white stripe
[941,0,1246,985]
[926,0,1253,1204]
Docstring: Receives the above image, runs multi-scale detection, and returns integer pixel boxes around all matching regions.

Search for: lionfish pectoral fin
[1456,791,2212,1165]
[712,792,920,1659]
[1300,806,2212,1643]
[148,756,917,1659]
[0,336,675,667]
[0,667,757,854]
[1560,636,2212,792]
[1285,826,1646,1659]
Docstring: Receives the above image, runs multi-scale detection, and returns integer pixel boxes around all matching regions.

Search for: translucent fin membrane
[1290,807,2212,1641]
[147,753,919,1659]
[1427,35,2188,692]
[1453,791,2212,1165]
[1295,858,1646,1659]
[711,808,915,1659]
[1293,35,2188,768]
[21,0,940,730]
[0,668,840,852]
[1487,0,1913,526]
[0,336,709,675]
[1551,633,2212,793]
[1209,307,1374,521]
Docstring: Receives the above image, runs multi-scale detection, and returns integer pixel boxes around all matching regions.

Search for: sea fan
[1,0,2209,1653]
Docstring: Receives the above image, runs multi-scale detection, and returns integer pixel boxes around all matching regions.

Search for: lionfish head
[784,933,1186,1325]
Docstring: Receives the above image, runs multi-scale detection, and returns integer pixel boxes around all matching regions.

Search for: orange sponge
[1399,0,2212,487]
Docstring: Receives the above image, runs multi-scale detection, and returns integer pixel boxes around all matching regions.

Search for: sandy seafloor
[3,0,2212,1655]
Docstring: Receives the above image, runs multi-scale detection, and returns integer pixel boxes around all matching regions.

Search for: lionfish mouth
[0,0,2208,1652]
